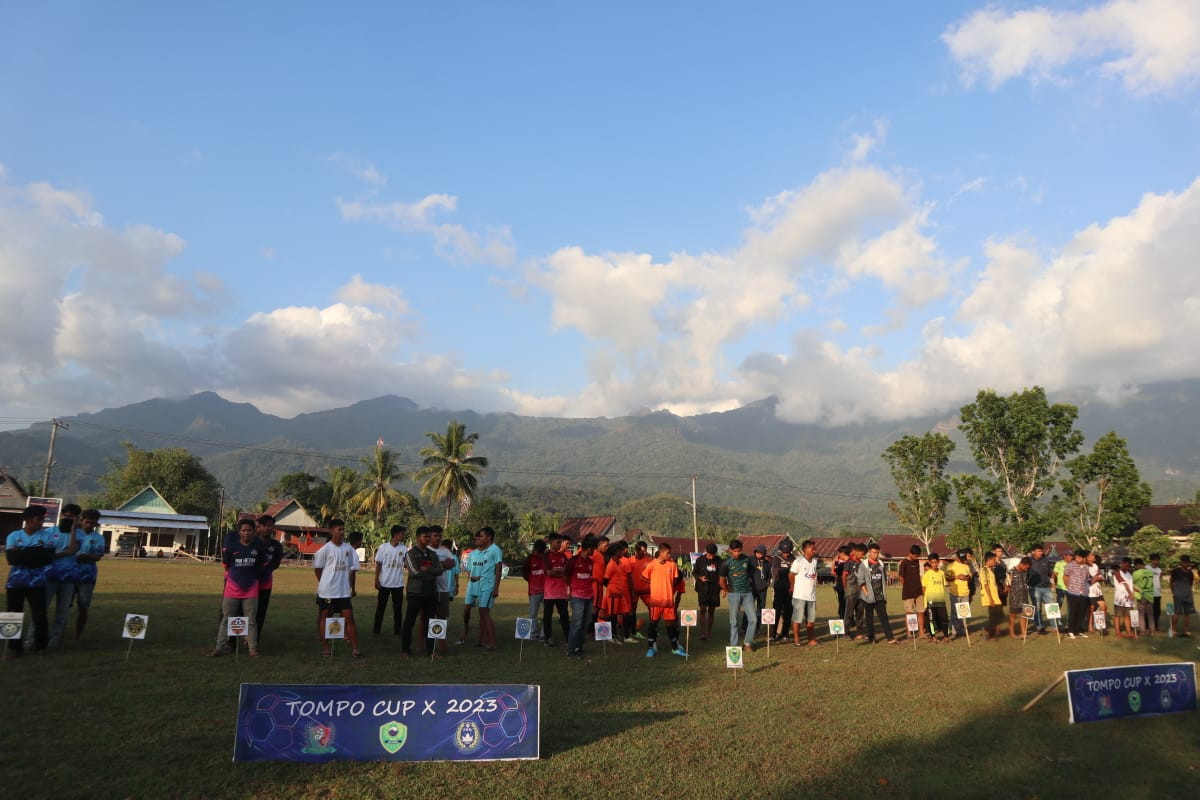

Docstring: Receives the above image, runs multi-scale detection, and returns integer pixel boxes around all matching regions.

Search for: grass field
[4,560,1199,800]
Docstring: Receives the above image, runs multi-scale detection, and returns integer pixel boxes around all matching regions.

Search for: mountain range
[3,380,1200,531]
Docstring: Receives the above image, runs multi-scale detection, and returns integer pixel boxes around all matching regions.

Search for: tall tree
[322,465,365,524]
[416,421,490,527]
[267,471,331,513]
[881,432,955,553]
[1055,432,1152,553]
[350,447,409,528]
[1127,524,1174,562]
[90,444,221,519]
[958,386,1084,552]
[948,474,1005,557]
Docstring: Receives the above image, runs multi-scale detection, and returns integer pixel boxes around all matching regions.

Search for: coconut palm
[322,465,365,523]
[350,447,408,527]
[416,421,489,527]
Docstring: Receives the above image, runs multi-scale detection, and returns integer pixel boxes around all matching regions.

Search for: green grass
[4,561,1200,800]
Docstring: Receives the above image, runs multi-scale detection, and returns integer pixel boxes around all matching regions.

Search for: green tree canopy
[1055,431,1152,553]
[1128,524,1174,562]
[90,444,221,520]
[350,447,410,526]
[958,386,1084,552]
[449,496,522,558]
[416,421,489,527]
[882,432,955,553]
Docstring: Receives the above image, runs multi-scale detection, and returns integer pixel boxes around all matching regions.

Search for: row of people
[5,504,105,655]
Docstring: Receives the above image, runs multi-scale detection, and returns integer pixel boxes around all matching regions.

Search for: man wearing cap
[6,505,56,655]
[693,543,721,640]
[720,539,758,649]
[770,540,795,642]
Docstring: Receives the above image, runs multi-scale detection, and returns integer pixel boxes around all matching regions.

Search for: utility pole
[691,475,699,553]
[41,418,68,496]
[215,487,225,557]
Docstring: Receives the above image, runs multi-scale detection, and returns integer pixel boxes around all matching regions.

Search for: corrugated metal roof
[557,516,617,541]
[99,509,208,531]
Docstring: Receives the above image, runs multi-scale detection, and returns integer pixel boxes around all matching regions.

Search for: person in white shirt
[1111,557,1137,638]
[1086,552,1106,634]
[789,539,821,646]
[313,520,361,658]
[373,525,407,636]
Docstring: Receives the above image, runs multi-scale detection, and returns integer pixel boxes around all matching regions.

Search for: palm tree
[323,465,365,523]
[350,448,408,528]
[416,421,489,527]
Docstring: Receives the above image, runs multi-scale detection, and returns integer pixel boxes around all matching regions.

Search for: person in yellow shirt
[945,551,972,639]
[979,551,1005,639]
[921,554,950,642]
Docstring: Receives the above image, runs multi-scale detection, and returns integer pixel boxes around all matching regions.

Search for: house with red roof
[557,515,618,542]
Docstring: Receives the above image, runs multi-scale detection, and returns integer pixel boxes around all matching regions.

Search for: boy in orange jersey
[642,543,687,658]
[627,540,653,641]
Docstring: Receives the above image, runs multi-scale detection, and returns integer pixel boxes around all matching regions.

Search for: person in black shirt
[693,544,722,640]
[254,515,285,644]
[770,541,795,642]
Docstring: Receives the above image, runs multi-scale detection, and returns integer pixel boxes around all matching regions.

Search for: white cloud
[744,176,1200,423]
[848,120,889,163]
[338,193,515,265]
[944,0,1200,94]
[0,173,224,414]
[529,164,949,417]
[335,274,409,313]
[330,153,388,186]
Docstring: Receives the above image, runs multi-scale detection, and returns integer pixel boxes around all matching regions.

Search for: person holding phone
[44,503,81,649]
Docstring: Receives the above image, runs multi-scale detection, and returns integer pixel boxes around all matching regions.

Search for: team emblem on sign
[125,615,146,638]
[454,720,482,753]
[1128,690,1142,713]
[680,609,698,627]
[379,721,407,754]
[428,619,448,639]
[300,724,336,754]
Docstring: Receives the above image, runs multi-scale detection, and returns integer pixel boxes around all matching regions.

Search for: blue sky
[2,1,1199,425]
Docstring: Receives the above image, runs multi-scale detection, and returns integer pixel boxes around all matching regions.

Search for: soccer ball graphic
[462,691,528,751]
[244,691,322,755]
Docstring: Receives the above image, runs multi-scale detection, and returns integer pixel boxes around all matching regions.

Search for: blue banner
[234,684,540,762]
[1065,662,1197,724]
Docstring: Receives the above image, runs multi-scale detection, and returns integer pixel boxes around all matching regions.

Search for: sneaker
[566,650,579,659]
[645,647,656,658]
[1068,633,1076,639]
[632,631,648,641]
[671,646,687,657]
[1078,633,1088,639]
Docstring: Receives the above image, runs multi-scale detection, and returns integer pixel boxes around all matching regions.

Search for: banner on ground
[235,684,540,762]
[1066,663,1197,724]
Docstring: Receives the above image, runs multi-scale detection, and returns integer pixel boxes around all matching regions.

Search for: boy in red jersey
[566,536,598,657]
[542,533,570,646]
[642,543,687,658]
[522,539,548,641]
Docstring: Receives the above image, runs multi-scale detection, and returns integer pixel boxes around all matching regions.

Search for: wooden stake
[1021,674,1066,712]
[124,637,135,663]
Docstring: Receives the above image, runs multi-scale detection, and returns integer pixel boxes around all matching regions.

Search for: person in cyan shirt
[45,503,81,649]
[211,518,265,657]
[72,509,106,641]
[6,505,56,655]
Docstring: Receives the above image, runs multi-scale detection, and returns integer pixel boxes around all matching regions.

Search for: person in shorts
[693,543,722,640]
[313,519,361,658]
[642,542,686,657]
[897,545,927,639]
[464,526,503,650]
[789,539,820,646]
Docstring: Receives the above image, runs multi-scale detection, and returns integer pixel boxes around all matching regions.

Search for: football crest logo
[454,720,482,753]
[379,721,407,754]
[125,615,146,638]
[301,724,336,754]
